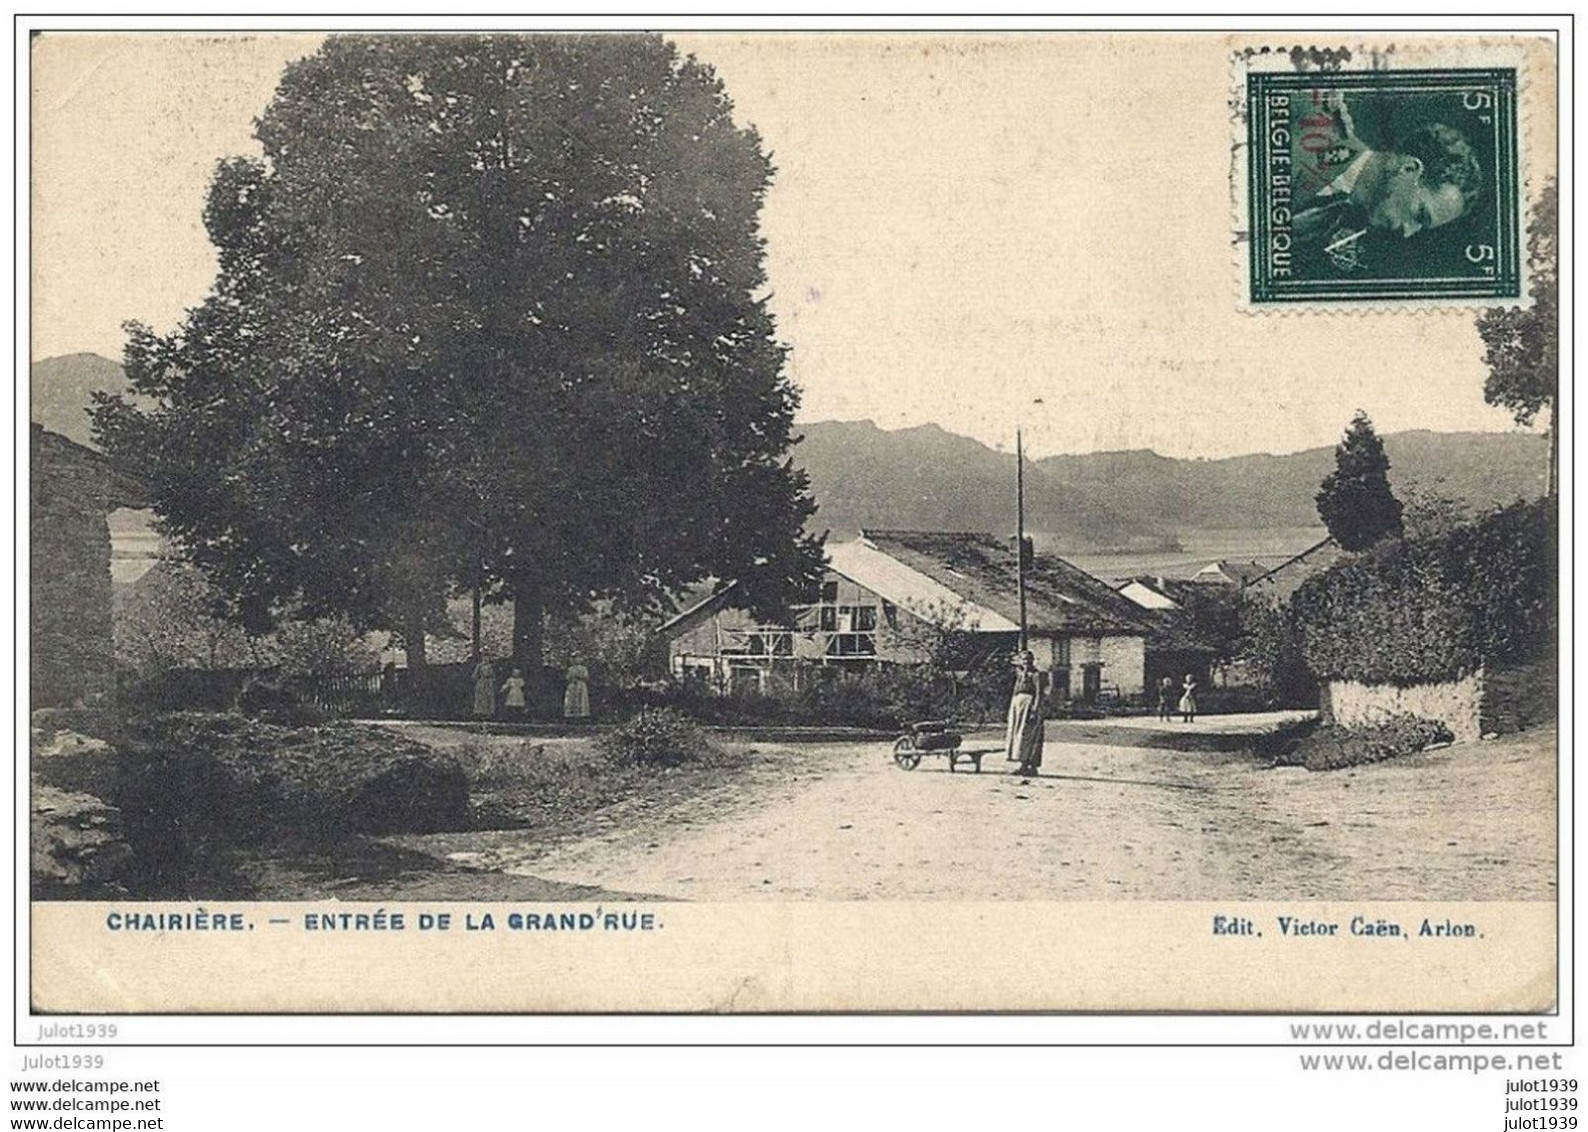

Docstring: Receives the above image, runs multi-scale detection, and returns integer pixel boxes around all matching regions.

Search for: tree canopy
[94,34,824,664]
[1477,178,1558,494]
[1315,411,1404,552]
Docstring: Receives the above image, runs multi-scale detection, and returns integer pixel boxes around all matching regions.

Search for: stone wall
[1323,655,1557,745]
[1322,672,1485,744]
[31,428,117,708]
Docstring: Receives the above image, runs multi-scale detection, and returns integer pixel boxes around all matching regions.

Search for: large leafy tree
[1477,179,1558,495]
[1315,410,1404,552]
[95,34,824,668]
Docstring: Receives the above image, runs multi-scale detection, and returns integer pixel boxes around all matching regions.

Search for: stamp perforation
[1229,38,1542,314]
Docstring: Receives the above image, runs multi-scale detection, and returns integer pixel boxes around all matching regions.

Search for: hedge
[1273,714,1454,772]
[1292,500,1554,686]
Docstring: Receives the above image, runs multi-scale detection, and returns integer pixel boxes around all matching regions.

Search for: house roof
[31,422,148,510]
[1193,559,1272,586]
[825,538,1018,631]
[656,580,742,636]
[856,529,1153,636]
[1116,576,1183,610]
[1242,537,1343,601]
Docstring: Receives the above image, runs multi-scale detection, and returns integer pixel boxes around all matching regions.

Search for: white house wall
[1102,635,1147,697]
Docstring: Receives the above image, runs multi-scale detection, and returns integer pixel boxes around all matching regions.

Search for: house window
[832,633,876,656]
[827,604,879,656]
[728,665,766,695]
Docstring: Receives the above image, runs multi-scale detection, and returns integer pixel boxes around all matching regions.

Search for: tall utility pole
[1016,427,1028,652]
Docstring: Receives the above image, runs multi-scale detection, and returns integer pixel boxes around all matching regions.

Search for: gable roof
[1117,576,1183,610]
[825,538,1018,631]
[31,422,148,510]
[857,529,1153,636]
[656,580,743,637]
[1193,559,1272,586]
[1243,536,1344,601]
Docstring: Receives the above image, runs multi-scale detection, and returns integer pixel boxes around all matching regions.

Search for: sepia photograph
[25,28,1560,1015]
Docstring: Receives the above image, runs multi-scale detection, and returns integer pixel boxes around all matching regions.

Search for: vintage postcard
[26,30,1560,1014]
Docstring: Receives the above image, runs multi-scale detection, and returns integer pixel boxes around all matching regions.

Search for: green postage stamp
[1245,66,1521,305]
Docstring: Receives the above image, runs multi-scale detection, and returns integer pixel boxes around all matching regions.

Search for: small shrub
[798,666,962,730]
[598,708,716,768]
[1197,685,1293,716]
[237,675,327,726]
[449,738,560,788]
[1275,713,1454,772]
[106,712,470,895]
[120,667,243,714]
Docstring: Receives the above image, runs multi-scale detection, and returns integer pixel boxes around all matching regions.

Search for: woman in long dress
[1005,650,1045,776]
[563,662,591,720]
[472,659,495,719]
[1179,673,1199,724]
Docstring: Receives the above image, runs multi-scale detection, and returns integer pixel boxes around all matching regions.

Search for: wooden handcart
[892,719,984,773]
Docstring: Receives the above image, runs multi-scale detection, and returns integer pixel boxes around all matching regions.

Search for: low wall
[1322,672,1484,744]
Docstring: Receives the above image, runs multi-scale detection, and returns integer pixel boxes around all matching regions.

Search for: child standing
[500,667,528,718]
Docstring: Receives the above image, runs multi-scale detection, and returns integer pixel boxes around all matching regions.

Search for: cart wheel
[892,736,922,770]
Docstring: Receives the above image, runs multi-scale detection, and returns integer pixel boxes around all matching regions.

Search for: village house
[1181,542,1344,598]
[1190,559,1272,589]
[1112,575,1224,690]
[1117,542,1342,615]
[1116,575,1184,611]
[1116,538,1344,691]
[31,424,146,708]
[658,529,1156,703]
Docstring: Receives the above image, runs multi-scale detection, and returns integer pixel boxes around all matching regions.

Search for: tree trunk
[512,578,544,671]
[1548,397,1559,498]
[404,611,428,670]
[471,580,483,663]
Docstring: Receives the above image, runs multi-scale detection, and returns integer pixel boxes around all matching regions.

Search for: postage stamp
[1244,67,1522,305]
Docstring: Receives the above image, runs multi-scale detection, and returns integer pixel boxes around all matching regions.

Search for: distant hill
[30,352,128,449]
[792,420,1174,552]
[31,353,1549,552]
[1033,429,1549,532]
[794,420,1548,550]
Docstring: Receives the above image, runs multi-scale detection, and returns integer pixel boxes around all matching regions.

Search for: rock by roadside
[31,779,133,896]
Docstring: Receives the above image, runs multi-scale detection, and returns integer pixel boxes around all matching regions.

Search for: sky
[30,32,1553,459]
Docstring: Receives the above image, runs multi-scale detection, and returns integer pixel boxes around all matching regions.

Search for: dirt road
[452,724,1554,901]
